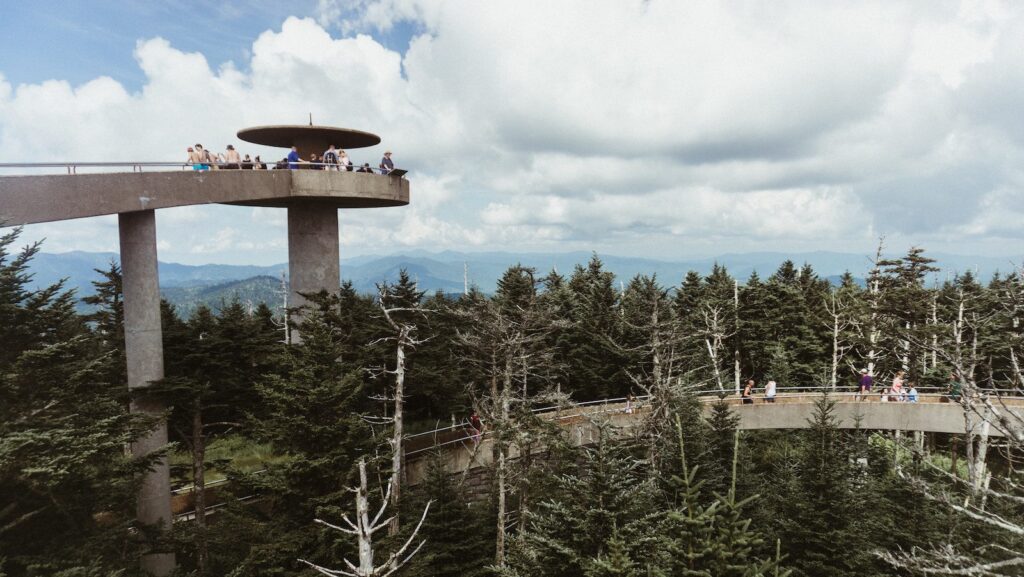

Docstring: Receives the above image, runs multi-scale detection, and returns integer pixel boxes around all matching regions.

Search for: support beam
[119,210,175,576]
[287,201,341,340]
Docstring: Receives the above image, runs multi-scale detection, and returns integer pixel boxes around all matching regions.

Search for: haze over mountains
[28,249,1022,315]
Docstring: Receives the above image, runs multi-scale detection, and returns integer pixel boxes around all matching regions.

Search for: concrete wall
[0,170,409,225]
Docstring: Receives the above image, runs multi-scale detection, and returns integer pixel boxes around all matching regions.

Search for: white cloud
[5,1,1024,267]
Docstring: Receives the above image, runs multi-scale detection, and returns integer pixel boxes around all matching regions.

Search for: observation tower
[0,124,409,576]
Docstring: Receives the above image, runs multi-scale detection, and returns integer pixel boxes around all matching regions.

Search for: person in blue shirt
[287,146,302,170]
[907,384,918,403]
[379,150,394,175]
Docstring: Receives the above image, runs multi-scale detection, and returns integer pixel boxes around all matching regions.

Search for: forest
[1,225,1022,577]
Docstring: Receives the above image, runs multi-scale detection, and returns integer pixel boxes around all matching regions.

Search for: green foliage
[775,395,868,577]
[5,247,1023,576]
[0,229,153,575]
[405,454,491,577]
[504,423,664,577]
[226,293,374,572]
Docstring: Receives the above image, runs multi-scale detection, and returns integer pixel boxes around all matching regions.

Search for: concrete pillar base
[287,201,341,340]
[119,210,175,576]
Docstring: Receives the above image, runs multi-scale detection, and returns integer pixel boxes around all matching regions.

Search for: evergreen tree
[737,271,774,380]
[878,247,940,380]
[504,424,663,577]
[778,395,866,577]
[764,261,826,387]
[231,293,373,573]
[586,531,639,577]
[0,229,154,574]
[661,418,788,577]
[149,300,281,573]
[81,262,126,387]
[566,255,626,400]
[405,453,491,577]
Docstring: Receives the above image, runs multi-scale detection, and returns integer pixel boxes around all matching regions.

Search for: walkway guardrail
[0,161,402,175]
[172,385,1022,520]
[403,384,1024,457]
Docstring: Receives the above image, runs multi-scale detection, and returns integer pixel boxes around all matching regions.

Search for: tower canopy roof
[237,125,381,157]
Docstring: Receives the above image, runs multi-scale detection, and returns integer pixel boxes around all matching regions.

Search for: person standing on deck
[224,144,241,169]
[379,150,394,175]
[764,380,777,403]
[287,146,302,169]
[323,145,339,171]
[857,368,873,401]
[742,379,755,404]
[891,370,906,402]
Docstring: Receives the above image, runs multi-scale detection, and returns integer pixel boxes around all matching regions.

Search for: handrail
[0,161,403,175]
[402,386,1023,455]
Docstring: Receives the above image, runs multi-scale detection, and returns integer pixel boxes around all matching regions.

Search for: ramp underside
[0,170,409,225]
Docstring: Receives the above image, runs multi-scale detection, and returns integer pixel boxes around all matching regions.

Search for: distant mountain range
[26,249,1022,314]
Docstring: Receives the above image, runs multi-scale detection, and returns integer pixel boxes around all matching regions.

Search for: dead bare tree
[298,458,431,577]
[866,239,886,377]
[700,303,734,395]
[879,270,1024,575]
[452,279,559,568]
[371,282,430,537]
[823,287,855,390]
[616,275,698,477]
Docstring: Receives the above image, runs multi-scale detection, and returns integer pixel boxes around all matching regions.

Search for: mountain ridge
[28,249,1022,306]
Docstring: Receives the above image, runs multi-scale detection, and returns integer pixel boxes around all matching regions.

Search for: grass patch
[171,435,285,487]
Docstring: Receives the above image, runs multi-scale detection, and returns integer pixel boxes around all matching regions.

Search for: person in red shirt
[469,413,483,443]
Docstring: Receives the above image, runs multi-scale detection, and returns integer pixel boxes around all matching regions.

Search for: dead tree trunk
[702,305,731,395]
[299,458,431,577]
[494,355,513,568]
[388,329,406,537]
[824,290,851,391]
[376,285,426,538]
[733,280,741,395]
[867,240,884,377]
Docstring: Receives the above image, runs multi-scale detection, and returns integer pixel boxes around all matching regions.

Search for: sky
[1,0,1022,266]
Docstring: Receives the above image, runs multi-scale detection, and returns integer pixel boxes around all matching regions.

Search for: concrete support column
[287,201,341,340]
[119,210,175,576]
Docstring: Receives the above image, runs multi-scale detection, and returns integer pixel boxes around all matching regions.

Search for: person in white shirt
[764,380,777,403]
[323,145,340,171]
[339,150,353,172]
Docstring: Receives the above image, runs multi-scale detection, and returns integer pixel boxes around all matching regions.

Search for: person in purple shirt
[857,368,873,401]
[287,146,302,170]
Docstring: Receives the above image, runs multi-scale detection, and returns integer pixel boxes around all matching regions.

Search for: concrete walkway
[405,393,1024,483]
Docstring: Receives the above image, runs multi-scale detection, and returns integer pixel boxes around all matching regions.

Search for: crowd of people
[734,368,970,404]
[460,369,968,445]
[186,143,396,174]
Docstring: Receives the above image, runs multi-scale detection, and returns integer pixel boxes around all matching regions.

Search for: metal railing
[0,161,402,175]
[403,384,1024,457]
[169,385,1022,520]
